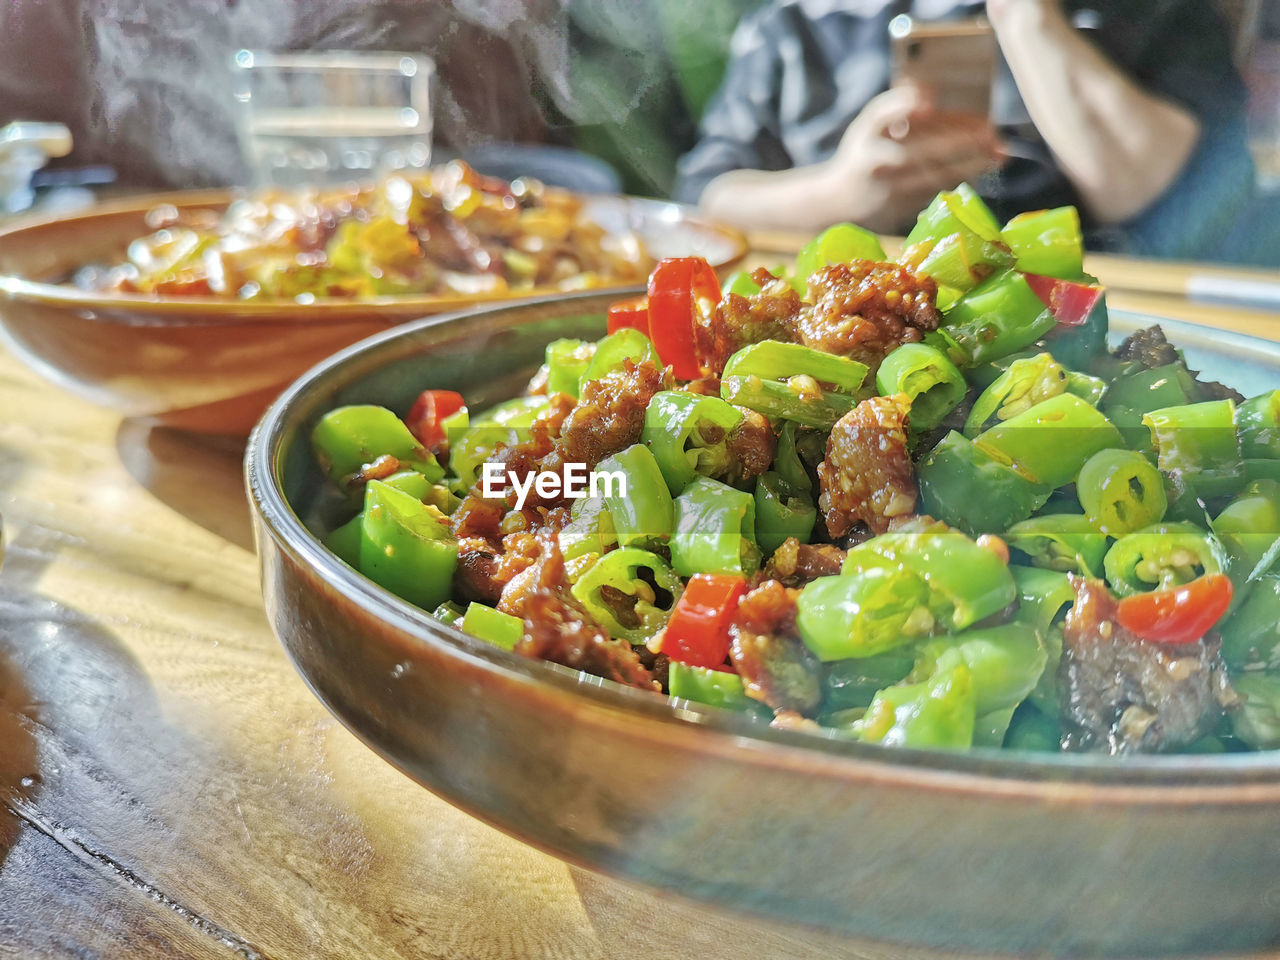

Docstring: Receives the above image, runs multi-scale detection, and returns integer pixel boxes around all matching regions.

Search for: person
[675,0,1257,260]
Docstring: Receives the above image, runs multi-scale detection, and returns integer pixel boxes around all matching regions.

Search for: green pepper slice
[1076,448,1167,536]
[754,472,818,554]
[914,621,1047,717]
[570,547,683,643]
[964,353,1068,438]
[875,342,966,430]
[1144,398,1242,498]
[1001,206,1084,279]
[1005,515,1109,577]
[581,328,659,388]
[358,479,458,611]
[1229,672,1280,750]
[670,477,760,577]
[856,662,977,749]
[311,404,444,491]
[720,374,857,429]
[795,222,886,288]
[722,339,869,394]
[544,338,595,397]
[940,269,1058,367]
[1214,479,1280,573]
[641,391,744,495]
[796,569,936,661]
[975,393,1124,490]
[1103,521,1230,596]
[460,602,524,651]
[595,444,674,549]
[917,431,1051,536]
[1237,390,1280,460]
[843,531,1017,631]
[668,662,771,720]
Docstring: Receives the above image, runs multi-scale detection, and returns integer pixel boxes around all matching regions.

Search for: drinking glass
[232,49,434,189]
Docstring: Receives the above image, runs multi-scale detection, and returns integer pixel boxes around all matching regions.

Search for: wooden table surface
[1,247,1278,959]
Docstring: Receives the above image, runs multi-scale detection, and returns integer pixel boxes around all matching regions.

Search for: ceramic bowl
[245,292,1280,957]
[0,190,745,433]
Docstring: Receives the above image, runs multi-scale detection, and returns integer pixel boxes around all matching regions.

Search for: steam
[81,0,579,188]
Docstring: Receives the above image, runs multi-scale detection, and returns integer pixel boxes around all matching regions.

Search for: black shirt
[674,0,1252,249]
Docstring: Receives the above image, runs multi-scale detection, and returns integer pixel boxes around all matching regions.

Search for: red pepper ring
[406,389,466,451]
[1116,573,1233,646]
[647,257,722,380]
[606,296,650,336]
[660,573,747,670]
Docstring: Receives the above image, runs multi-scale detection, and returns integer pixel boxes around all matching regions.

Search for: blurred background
[2,0,1280,263]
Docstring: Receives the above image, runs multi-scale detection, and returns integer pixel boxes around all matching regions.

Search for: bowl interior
[254,291,1280,786]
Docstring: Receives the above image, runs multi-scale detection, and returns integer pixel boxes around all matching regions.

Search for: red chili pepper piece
[1116,573,1233,646]
[661,573,747,669]
[606,296,650,336]
[406,389,465,450]
[1023,273,1104,328]
[647,257,721,380]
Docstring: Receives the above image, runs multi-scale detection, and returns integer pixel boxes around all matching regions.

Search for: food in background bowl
[80,161,651,300]
[303,187,1280,757]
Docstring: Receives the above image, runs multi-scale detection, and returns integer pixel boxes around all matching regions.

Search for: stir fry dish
[81,161,651,299]
[309,185,1280,756]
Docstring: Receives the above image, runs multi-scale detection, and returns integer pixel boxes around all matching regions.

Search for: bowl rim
[0,187,748,321]
[244,290,1280,799]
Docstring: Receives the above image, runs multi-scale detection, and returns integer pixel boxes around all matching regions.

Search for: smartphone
[889,15,996,118]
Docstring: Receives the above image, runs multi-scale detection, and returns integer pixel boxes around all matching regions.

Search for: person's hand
[819,84,1003,234]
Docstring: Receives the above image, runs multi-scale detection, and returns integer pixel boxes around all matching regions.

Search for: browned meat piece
[797,261,940,371]
[763,538,848,587]
[817,394,916,538]
[1115,326,1244,402]
[482,394,577,511]
[695,268,802,375]
[1059,576,1236,755]
[451,495,506,544]
[453,539,503,605]
[559,358,671,468]
[1115,326,1180,370]
[729,580,822,714]
[510,534,657,690]
[723,408,776,485]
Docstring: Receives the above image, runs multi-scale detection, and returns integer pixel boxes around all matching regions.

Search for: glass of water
[232,49,434,189]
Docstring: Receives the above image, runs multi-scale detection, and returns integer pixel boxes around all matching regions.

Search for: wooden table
[0,250,1276,959]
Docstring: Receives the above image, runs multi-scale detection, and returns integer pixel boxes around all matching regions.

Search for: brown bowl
[0,190,746,434]
[245,292,1280,957]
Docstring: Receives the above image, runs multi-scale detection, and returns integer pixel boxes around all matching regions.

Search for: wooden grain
[1,259,1277,959]
[0,322,947,959]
